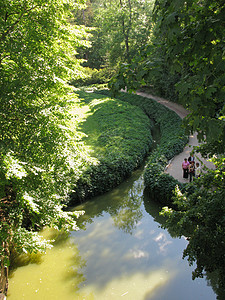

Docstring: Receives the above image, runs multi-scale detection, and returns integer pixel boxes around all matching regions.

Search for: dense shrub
[104,91,187,159]
[96,90,188,206]
[69,67,116,87]
[71,89,188,205]
[143,152,184,207]
[70,90,153,204]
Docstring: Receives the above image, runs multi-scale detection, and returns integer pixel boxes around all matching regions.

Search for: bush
[70,90,152,204]
[70,67,116,87]
[144,157,184,207]
[96,89,188,206]
[70,89,188,205]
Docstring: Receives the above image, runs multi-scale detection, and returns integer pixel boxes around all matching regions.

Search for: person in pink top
[182,158,190,178]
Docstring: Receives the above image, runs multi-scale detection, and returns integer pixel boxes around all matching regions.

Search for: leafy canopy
[110,0,225,155]
[153,0,225,154]
[0,0,88,265]
[74,0,154,68]
[109,1,225,292]
[161,157,225,288]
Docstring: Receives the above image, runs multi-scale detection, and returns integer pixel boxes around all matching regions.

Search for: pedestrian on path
[189,161,195,182]
[182,158,190,179]
[195,162,202,178]
[188,153,195,163]
[136,91,215,183]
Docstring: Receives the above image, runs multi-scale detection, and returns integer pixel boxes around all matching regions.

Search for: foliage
[153,0,225,155]
[69,67,116,86]
[106,0,225,292]
[148,1,225,290]
[111,0,225,154]
[160,157,225,289]
[74,0,155,69]
[0,0,88,267]
[109,42,180,101]
[70,90,153,203]
[99,90,188,158]
[143,153,184,207]
[96,90,188,206]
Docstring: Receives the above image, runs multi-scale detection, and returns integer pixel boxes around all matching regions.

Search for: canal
[7,165,216,299]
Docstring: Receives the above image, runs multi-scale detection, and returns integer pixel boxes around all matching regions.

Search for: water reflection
[112,175,144,234]
[206,271,225,300]
[8,229,88,300]
[143,189,166,227]
[8,168,217,299]
[79,268,172,300]
[143,191,225,299]
[74,167,145,235]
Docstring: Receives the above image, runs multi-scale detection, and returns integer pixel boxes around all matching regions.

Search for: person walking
[195,162,202,178]
[182,158,190,179]
[189,161,195,182]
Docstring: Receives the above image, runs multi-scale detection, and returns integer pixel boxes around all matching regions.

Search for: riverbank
[0,89,186,300]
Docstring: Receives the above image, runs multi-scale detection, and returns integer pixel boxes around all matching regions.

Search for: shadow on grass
[75,90,152,160]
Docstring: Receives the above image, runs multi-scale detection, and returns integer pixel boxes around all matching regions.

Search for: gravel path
[136,91,215,183]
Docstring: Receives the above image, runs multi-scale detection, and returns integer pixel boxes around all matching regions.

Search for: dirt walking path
[136,91,215,183]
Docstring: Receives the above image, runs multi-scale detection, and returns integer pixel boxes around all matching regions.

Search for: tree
[109,0,225,292]
[148,1,225,291]
[161,156,225,290]
[75,0,154,69]
[0,0,88,292]
[154,0,225,154]
[112,0,225,153]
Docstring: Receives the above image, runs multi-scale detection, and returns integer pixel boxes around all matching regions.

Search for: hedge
[70,90,153,204]
[96,90,188,206]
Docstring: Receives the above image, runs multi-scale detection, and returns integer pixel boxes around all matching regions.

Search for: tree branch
[0,5,39,42]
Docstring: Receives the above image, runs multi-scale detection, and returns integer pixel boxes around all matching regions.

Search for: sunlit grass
[64,89,153,202]
[76,90,152,159]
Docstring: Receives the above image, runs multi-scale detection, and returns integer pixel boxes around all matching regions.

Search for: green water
[8,167,216,299]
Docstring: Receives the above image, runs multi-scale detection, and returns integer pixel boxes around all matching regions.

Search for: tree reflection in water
[8,228,88,299]
[73,167,145,235]
[143,191,225,300]
[8,166,220,299]
[112,176,144,234]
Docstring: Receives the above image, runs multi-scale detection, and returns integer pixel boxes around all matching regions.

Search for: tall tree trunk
[119,0,132,63]
[0,187,17,299]
[0,234,9,299]
[0,253,8,300]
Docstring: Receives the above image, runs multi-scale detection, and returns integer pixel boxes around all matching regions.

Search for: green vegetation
[0,0,89,287]
[161,157,225,288]
[151,1,225,288]
[97,90,188,206]
[70,90,153,203]
[73,0,154,68]
[111,0,225,155]
[108,0,225,289]
[70,67,116,87]
[152,0,225,155]
[1,0,225,296]
[144,155,183,207]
